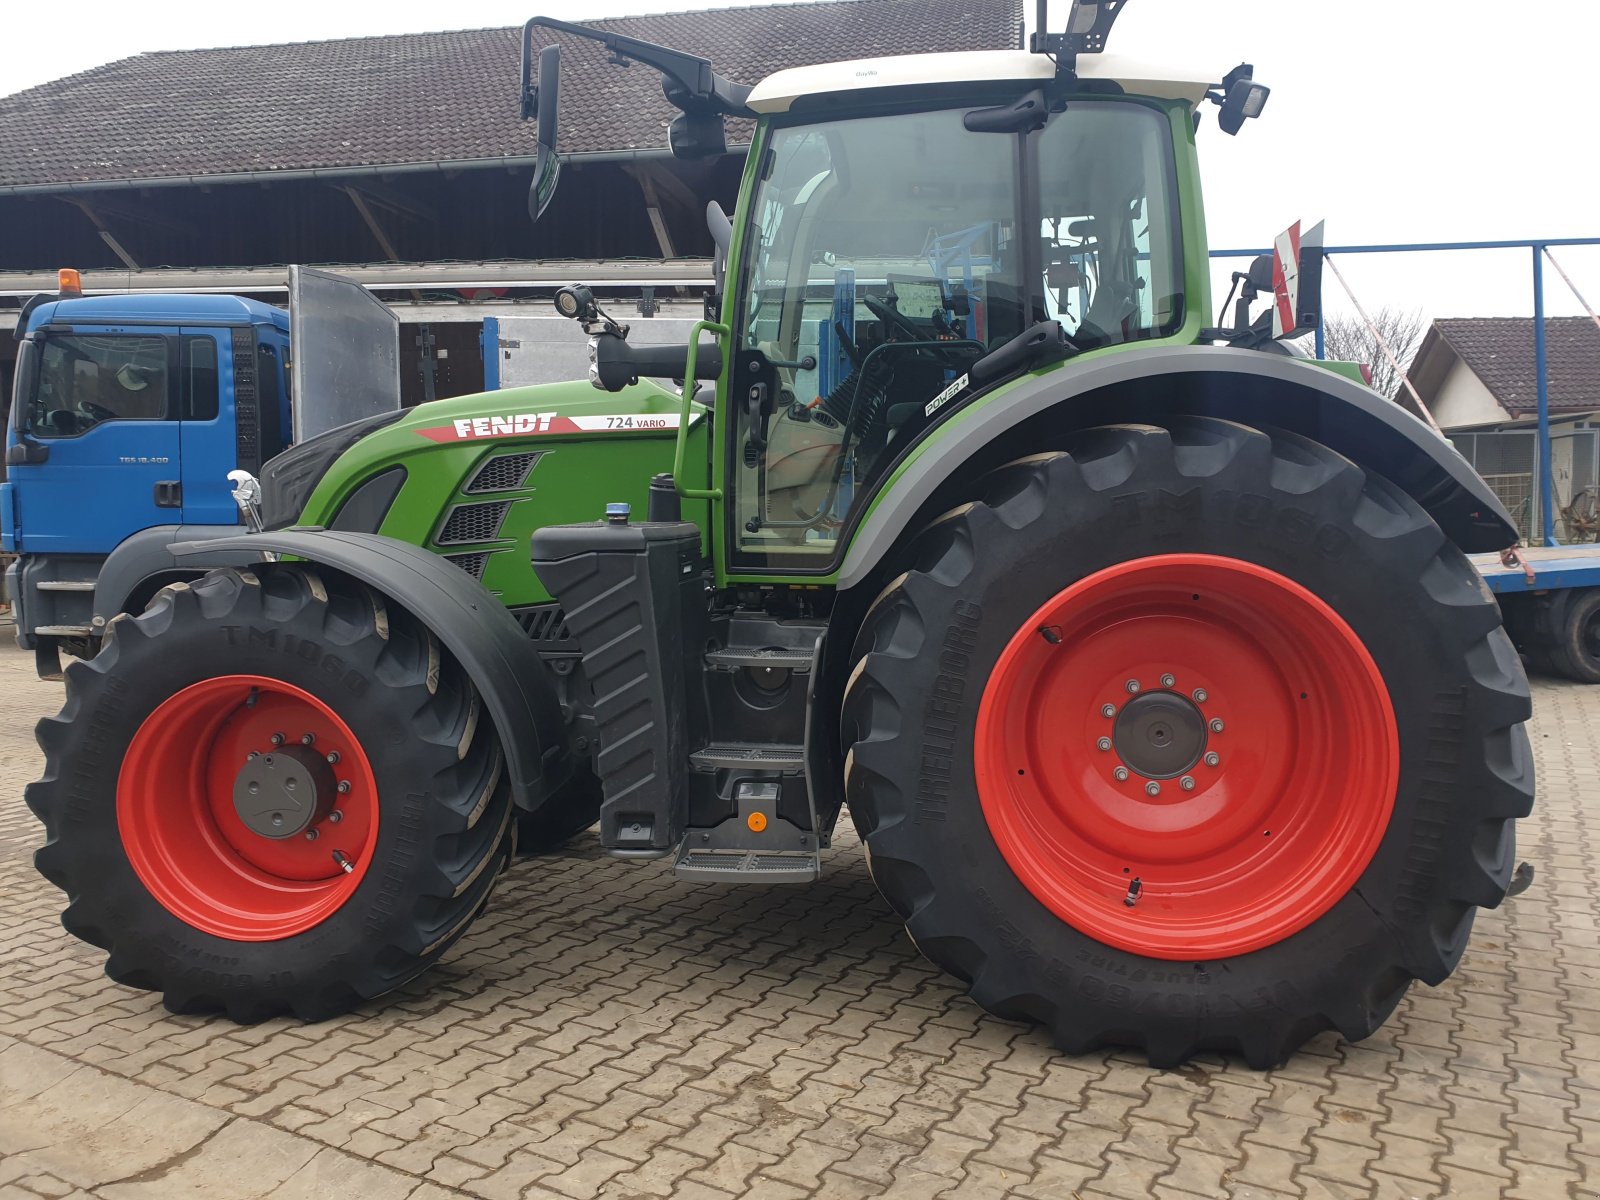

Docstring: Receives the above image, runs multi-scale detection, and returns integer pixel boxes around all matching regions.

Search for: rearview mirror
[528,45,563,222]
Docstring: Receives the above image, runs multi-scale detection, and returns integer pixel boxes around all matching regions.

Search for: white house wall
[1434,355,1511,430]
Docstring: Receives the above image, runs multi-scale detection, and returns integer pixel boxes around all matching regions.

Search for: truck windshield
[730,99,1183,567]
[22,334,170,438]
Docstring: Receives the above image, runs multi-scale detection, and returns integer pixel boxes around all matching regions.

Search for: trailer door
[288,266,401,441]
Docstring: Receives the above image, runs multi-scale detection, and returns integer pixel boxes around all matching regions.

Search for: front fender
[840,346,1515,589]
[173,530,567,813]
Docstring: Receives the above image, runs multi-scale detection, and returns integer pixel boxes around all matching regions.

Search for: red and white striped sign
[417,412,683,443]
[1271,219,1325,339]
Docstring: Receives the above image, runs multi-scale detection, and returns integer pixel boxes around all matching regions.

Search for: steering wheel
[76,401,118,423]
[862,295,926,343]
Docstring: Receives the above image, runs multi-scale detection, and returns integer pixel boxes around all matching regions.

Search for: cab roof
[746,49,1216,113]
[26,292,289,333]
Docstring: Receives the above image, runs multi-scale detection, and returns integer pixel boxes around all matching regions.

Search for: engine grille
[436,500,512,545]
[444,551,494,579]
[466,451,543,494]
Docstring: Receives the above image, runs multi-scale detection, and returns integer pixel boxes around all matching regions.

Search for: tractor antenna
[1030,0,1130,70]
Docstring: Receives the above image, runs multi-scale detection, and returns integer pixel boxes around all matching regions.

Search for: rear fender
[173,530,568,812]
[839,345,1515,591]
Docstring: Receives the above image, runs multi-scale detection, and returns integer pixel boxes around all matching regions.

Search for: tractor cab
[519,2,1268,576]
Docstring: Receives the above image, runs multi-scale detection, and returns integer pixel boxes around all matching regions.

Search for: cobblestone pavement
[1,631,1596,1200]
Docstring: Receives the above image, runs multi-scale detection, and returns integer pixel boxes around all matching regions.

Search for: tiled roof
[0,0,1023,190]
[1430,317,1600,417]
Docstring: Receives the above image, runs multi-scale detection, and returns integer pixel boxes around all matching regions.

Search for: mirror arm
[523,16,754,118]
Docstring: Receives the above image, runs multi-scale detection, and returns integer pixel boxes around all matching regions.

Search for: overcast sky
[2,0,1597,326]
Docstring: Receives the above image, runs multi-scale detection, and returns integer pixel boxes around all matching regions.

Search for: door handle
[154,481,183,508]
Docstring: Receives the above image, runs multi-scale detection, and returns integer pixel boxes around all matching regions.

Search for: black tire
[842,417,1534,1067]
[515,766,602,853]
[28,566,515,1023]
[1547,590,1600,683]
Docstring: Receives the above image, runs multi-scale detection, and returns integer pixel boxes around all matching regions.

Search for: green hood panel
[298,378,711,607]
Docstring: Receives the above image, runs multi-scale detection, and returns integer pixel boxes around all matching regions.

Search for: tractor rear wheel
[842,417,1533,1067]
[28,566,514,1022]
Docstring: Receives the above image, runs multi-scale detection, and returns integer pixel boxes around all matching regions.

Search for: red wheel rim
[974,554,1398,959]
[117,675,379,941]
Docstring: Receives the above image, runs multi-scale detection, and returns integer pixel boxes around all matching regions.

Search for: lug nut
[1096,736,1112,752]
[247,751,260,761]
[1101,703,1117,718]
[326,751,340,765]
[337,781,352,795]
[1145,781,1161,797]
[1160,673,1176,688]
[1205,751,1221,767]
[1210,718,1225,733]
[1180,776,1196,791]
[270,733,285,746]
[300,733,316,746]
[1193,688,1208,703]
[1113,766,1130,781]
[305,828,318,841]
[329,810,343,824]
[1125,679,1141,694]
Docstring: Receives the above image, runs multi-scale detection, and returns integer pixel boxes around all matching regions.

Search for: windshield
[730,98,1184,568]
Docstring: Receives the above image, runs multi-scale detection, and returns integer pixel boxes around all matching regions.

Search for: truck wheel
[515,767,602,853]
[28,566,514,1022]
[1547,590,1600,683]
[842,418,1533,1067]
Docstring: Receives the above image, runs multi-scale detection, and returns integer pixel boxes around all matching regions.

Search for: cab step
[674,846,819,883]
[703,646,814,672]
[689,743,804,772]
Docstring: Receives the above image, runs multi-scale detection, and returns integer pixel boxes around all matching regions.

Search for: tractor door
[9,326,183,553]
[176,327,237,527]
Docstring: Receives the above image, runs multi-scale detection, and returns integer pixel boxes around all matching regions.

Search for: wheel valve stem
[1038,625,1062,645]
[332,850,354,874]
[1124,877,1143,908]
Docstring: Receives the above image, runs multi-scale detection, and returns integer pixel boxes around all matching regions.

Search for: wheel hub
[1112,690,1206,780]
[233,745,336,839]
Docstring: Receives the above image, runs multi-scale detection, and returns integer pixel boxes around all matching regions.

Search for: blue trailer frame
[1213,236,1600,679]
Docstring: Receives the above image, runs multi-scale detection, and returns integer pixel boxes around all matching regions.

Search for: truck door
[176,328,238,526]
[8,327,183,553]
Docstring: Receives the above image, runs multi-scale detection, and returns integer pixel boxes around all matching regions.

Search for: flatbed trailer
[1474,545,1600,682]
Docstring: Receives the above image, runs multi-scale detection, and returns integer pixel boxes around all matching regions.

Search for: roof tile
[1434,317,1600,416]
[0,0,1023,189]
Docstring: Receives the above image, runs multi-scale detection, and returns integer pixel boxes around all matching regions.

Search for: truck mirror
[529,45,563,222]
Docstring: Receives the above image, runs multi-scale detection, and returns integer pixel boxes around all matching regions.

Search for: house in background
[1404,316,1600,543]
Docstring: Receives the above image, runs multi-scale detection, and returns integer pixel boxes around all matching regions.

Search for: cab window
[25,334,170,437]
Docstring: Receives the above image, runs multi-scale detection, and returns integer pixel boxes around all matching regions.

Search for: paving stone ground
[1,628,1596,1200]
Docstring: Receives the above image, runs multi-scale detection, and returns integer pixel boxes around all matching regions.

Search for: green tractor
[29,1,1532,1065]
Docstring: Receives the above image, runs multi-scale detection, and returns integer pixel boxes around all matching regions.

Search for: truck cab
[4,290,292,670]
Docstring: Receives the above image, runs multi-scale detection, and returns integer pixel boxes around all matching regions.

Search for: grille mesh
[466,451,542,494]
[437,501,511,545]
[516,605,572,645]
[444,551,492,578]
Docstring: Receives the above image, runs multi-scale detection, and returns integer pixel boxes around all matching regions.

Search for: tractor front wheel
[843,417,1533,1066]
[28,566,514,1022]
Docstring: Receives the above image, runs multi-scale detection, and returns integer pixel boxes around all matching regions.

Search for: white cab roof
[746,49,1216,113]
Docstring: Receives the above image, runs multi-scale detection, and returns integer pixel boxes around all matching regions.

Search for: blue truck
[3,268,399,676]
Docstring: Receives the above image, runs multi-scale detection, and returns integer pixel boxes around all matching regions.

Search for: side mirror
[1216,64,1270,136]
[528,45,563,221]
[668,112,728,160]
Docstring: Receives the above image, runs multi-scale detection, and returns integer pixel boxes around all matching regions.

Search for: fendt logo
[416,412,683,443]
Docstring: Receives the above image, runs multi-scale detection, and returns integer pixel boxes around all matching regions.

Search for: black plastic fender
[93,524,263,626]
[838,346,1518,590]
[173,529,568,812]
